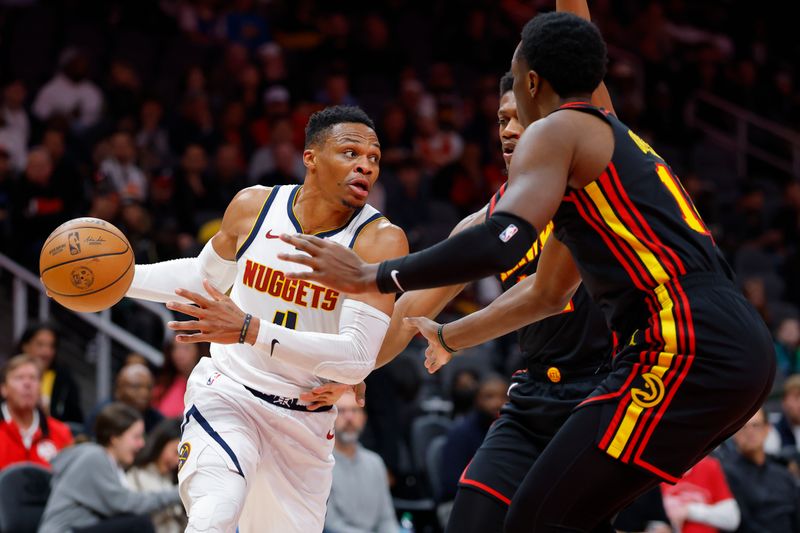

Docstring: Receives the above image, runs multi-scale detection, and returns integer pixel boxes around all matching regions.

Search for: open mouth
[347,177,370,199]
[502,144,516,155]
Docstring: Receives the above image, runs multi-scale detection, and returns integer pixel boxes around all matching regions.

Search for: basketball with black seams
[39,217,134,312]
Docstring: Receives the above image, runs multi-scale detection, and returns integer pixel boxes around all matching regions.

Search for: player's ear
[303,148,316,171]
[528,70,539,99]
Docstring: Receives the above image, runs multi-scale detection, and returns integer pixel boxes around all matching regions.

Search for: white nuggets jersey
[211,184,384,398]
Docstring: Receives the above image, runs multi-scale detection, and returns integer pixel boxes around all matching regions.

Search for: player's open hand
[404,317,453,374]
[278,234,379,294]
[299,381,367,411]
[166,279,252,344]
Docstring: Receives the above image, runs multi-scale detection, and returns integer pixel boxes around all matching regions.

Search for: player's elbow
[313,359,375,385]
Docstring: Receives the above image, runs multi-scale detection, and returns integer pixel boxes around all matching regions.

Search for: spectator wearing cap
[96,131,148,204]
[723,408,800,533]
[32,48,103,130]
[0,354,73,470]
[766,374,800,454]
[0,80,30,172]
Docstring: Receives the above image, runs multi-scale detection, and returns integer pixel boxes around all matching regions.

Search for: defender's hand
[278,234,380,294]
[405,317,453,374]
[300,381,367,411]
[167,279,253,344]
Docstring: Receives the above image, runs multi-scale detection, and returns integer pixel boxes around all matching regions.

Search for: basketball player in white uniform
[124,106,408,533]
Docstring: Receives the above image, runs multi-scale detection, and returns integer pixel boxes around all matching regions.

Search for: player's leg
[446,488,508,533]
[503,405,659,533]
[238,406,337,533]
[178,360,262,533]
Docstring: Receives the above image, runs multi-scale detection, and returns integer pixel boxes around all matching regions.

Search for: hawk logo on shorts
[177,442,191,472]
[630,372,665,409]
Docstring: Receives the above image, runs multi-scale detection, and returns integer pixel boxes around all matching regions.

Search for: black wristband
[375,211,537,294]
[437,324,457,354]
[238,313,253,344]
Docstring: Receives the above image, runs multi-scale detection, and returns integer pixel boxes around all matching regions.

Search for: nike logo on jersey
[265,230,281,239]
[270,339,280,356]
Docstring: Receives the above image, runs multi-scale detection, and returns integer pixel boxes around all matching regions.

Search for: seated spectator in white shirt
[325,390,399,533]
[33,48,103,131]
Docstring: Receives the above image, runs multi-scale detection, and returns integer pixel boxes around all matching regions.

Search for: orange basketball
[39,218,135,313]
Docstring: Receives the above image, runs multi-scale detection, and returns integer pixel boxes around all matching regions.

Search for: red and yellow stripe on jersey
[568,163,697,481]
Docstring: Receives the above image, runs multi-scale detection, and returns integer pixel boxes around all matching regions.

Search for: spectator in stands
[723,408,800,532]
[97,131,148,204]
[0,354,72,470]
[136,98,171,176]
[661,454,740,532]
[32,48,103,131]
[325,390,398,533]
[85,363,163,435]
[0,80,30,172]
[10,147,74,269]
[766,374,800,454]
[15,322,83,424]
[0,145,13,250]
[439,374,508,502]
[42,127,87,213]
[210,143,248,209]
[127,418,186,533]
[449,367,481,419]
[152,339,203,418]
[774,317,800,378]
[613,487,671,533]
[39,403,180,533]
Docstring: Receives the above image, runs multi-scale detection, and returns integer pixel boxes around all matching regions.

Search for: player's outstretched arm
[125,186,267,304]
[375,207,486,368]
[279,117,573,295]
[407,237,582,373]
[556,0,617,116]
[167,220,410,385]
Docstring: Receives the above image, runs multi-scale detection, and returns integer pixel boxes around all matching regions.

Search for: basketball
[39,218,135,313]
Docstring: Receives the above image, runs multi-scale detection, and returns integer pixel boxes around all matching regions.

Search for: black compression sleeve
[375,211,537,293]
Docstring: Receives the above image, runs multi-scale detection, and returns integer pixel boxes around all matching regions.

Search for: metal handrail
[0,251,167,399]
[687,90,800,179]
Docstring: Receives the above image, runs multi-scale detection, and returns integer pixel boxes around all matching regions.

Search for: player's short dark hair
[519,12,607,97]
[304,105,376,148]
[95,402,142,447]
[499,71,514,96]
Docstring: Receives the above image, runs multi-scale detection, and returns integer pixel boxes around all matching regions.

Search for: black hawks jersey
[487,183,612,373]
[551,102,734,336]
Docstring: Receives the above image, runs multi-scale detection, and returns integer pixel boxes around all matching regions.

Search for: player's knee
[180,446,247,532]
[185,497,240,533]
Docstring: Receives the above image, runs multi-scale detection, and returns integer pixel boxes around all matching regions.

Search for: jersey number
[656,164,710,236]
[273,310,297,330]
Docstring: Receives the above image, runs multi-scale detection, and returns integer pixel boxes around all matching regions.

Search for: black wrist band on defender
[374,211,537,294]
[438,324,457,354]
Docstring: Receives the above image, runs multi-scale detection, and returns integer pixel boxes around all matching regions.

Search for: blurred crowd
[1,0,799,532]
